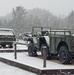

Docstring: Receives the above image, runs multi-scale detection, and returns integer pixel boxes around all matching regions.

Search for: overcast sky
[0,0,74,16]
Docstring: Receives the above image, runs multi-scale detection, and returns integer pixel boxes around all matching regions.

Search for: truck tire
[59,46,72,64]
[9,45,13,48]
[41,45,51,59]
[2,45,6,48]
[28,42,37,56]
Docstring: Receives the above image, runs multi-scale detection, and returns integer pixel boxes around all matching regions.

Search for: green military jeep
[0,28,16,48]
[28,27,74,64]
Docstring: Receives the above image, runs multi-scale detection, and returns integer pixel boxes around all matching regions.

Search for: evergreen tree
[12,6,27,34]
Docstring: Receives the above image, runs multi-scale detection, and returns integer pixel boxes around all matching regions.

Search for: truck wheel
[28,42,37,56]
[2,45,6,48]
[41,45,51,59]
[9,45,13,48]
[59,46,72,64]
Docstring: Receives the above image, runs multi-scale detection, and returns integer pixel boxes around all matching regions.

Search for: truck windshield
[0,30,14,35]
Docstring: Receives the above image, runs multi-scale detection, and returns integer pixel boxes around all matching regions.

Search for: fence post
[43,46,47,68]
[14,43,17,59]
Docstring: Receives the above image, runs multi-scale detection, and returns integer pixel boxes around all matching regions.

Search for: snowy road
[0,61,37,75]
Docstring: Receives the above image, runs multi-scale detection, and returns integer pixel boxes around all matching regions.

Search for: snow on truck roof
[0,28,15,35]
[0,28,14,31]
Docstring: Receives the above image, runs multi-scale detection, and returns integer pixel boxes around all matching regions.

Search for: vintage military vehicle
[0,28,16,48]
[28,27,74,64]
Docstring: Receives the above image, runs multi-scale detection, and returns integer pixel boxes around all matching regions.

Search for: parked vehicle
[0,28,16,48]
[27,26,74,64]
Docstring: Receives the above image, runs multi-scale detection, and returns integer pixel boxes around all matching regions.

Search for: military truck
[28,27,74,64]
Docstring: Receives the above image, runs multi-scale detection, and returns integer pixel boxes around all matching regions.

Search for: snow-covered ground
[0,39,28,50]
[0,52,74,70]
[0,62,37,75]
[0,40,37,75]
[15,39,28,50]
[0,39,74,74]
